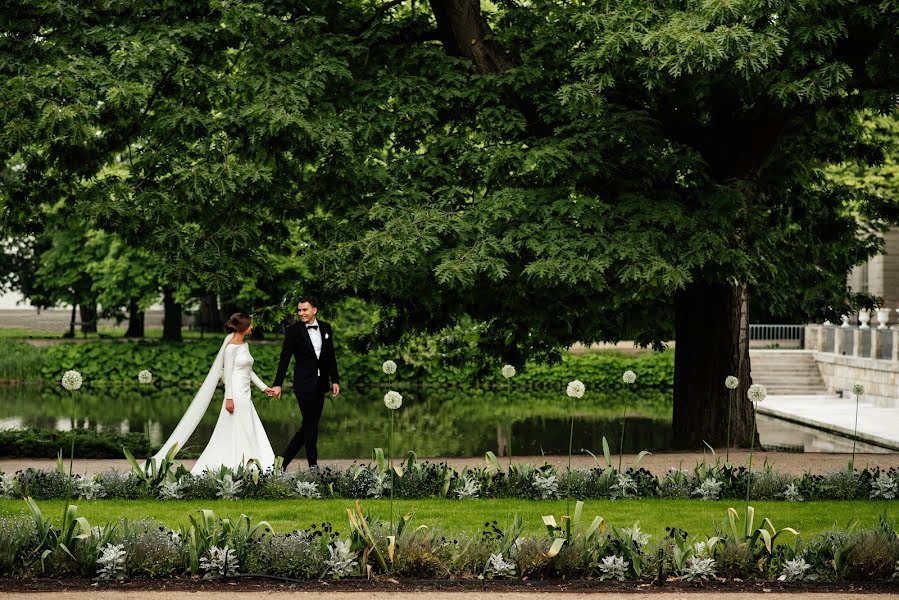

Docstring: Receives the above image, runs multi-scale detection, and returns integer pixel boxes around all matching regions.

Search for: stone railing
[805,317,899,403]
[805,319,899,361]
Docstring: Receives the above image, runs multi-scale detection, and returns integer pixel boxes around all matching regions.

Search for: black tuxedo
[274,320,340,468]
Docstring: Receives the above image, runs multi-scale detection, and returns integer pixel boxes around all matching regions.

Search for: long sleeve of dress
[223,346,236,399]
[250,370,268,392]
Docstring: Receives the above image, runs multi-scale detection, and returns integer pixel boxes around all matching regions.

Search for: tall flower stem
[850,390,860,472]
[617,400,628,472]
[745,428,756,504]
[566,413,574,522]
[68,390,75,499]
[507,383,513,471]
[726,390,733,464]
[389,408,395,536]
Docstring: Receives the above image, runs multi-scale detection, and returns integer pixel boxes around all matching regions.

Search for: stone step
[749,351,826,394]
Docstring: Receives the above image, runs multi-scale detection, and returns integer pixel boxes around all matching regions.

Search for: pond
[0,384,888,457]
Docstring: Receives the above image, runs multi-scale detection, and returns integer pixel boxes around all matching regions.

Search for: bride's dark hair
[225,312,252,333]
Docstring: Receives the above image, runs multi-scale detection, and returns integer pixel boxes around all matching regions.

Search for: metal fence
[749,324,805,349]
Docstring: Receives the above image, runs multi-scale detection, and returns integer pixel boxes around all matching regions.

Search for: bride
[152,313,276,474]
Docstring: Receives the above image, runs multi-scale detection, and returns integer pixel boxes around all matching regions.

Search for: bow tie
[306,325,318,330]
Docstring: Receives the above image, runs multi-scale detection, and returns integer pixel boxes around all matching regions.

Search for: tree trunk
[197,294,220,333]
[672,280,756,449]
[162,287,183,342]
[79,303,98,334]
[124,297,145,338]
[428,0,514,74]
[66,303,77,338]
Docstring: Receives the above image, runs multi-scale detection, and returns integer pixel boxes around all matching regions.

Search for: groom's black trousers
[281,388,325,468]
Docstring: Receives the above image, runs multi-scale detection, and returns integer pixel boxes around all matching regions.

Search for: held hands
[332,383,340,397]
[266,386,282,398]
[225,398,235,414]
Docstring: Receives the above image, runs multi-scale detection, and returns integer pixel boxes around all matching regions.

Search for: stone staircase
[749,350,829,395]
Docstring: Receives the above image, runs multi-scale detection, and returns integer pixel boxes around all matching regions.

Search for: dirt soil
[3,451,898,477]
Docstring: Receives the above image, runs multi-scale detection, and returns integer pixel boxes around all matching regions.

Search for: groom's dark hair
[298,295,320,309]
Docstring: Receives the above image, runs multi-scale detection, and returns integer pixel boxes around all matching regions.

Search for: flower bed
[2,498,898,582]
[3,454,897,502]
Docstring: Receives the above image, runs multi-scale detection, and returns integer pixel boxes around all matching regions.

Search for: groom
[271,296,340,470]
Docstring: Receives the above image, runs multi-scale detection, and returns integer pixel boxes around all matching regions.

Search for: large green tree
[3,0,898,448]
[303,0,899,445]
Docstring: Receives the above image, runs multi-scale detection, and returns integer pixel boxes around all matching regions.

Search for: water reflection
[1,384,886,457]
[0,384,670,458]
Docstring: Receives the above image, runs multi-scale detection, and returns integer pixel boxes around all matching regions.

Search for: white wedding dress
[151,335,275,475]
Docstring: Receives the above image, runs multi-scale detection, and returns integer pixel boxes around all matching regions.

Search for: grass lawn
[3,498,894,539]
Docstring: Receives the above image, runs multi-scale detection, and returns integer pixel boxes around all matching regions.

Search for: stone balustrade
[804,321,899,405]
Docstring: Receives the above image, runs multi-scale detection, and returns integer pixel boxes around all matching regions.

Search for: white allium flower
[326,539,358,578]
[782,483,804,502]
[138,370,153,384]
[566,379,586,399]
[532,471,558,499]
[692,478,722,501]
[610,472,636,500]
[501,364,516,379]
[455,475,480,499]
[852,383,865,396]
[747,383,767,403]
[158,479,187,500]
[621,525,651,548]
[215,474,243,500]
[598,555,629,581]
[200,545,239,578]
[383,390,403,410]
[96,543,127,580]
[622,370,636,385]
[77,477,105,500]
[487,553,517,578]
[778,557,817,581]
[725,376,739,390]
[382,360,397,375]
[294,480,322,499]
[61,370,83,391]
[684,557,717,581]
[870,474,897,500]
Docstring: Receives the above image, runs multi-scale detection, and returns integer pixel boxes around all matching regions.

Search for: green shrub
[38,338,674,389]
[0,427,152,459]
[0,341,44,381]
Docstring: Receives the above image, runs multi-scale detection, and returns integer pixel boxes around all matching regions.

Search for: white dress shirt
[307,319,322,376]
[306,319,322,358]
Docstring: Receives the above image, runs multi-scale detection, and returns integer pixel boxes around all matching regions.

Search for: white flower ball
[382,360,397,375]
[747,383,767,403]
[622,370,636,385]
[566,379,586,399]
[501,364,516,379]
[138,370,153,385]
[61,370,83,391]
[724,376,739,390]
[383,390,403,410]
[852,384,864,396]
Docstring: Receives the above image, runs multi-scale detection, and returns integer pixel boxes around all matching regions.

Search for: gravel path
[3,451,897,476]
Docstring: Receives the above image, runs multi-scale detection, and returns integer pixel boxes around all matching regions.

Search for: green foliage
[0,498,897,580]
[0,427,151,459]
[0,341,44,381]
[36,337,674,390]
